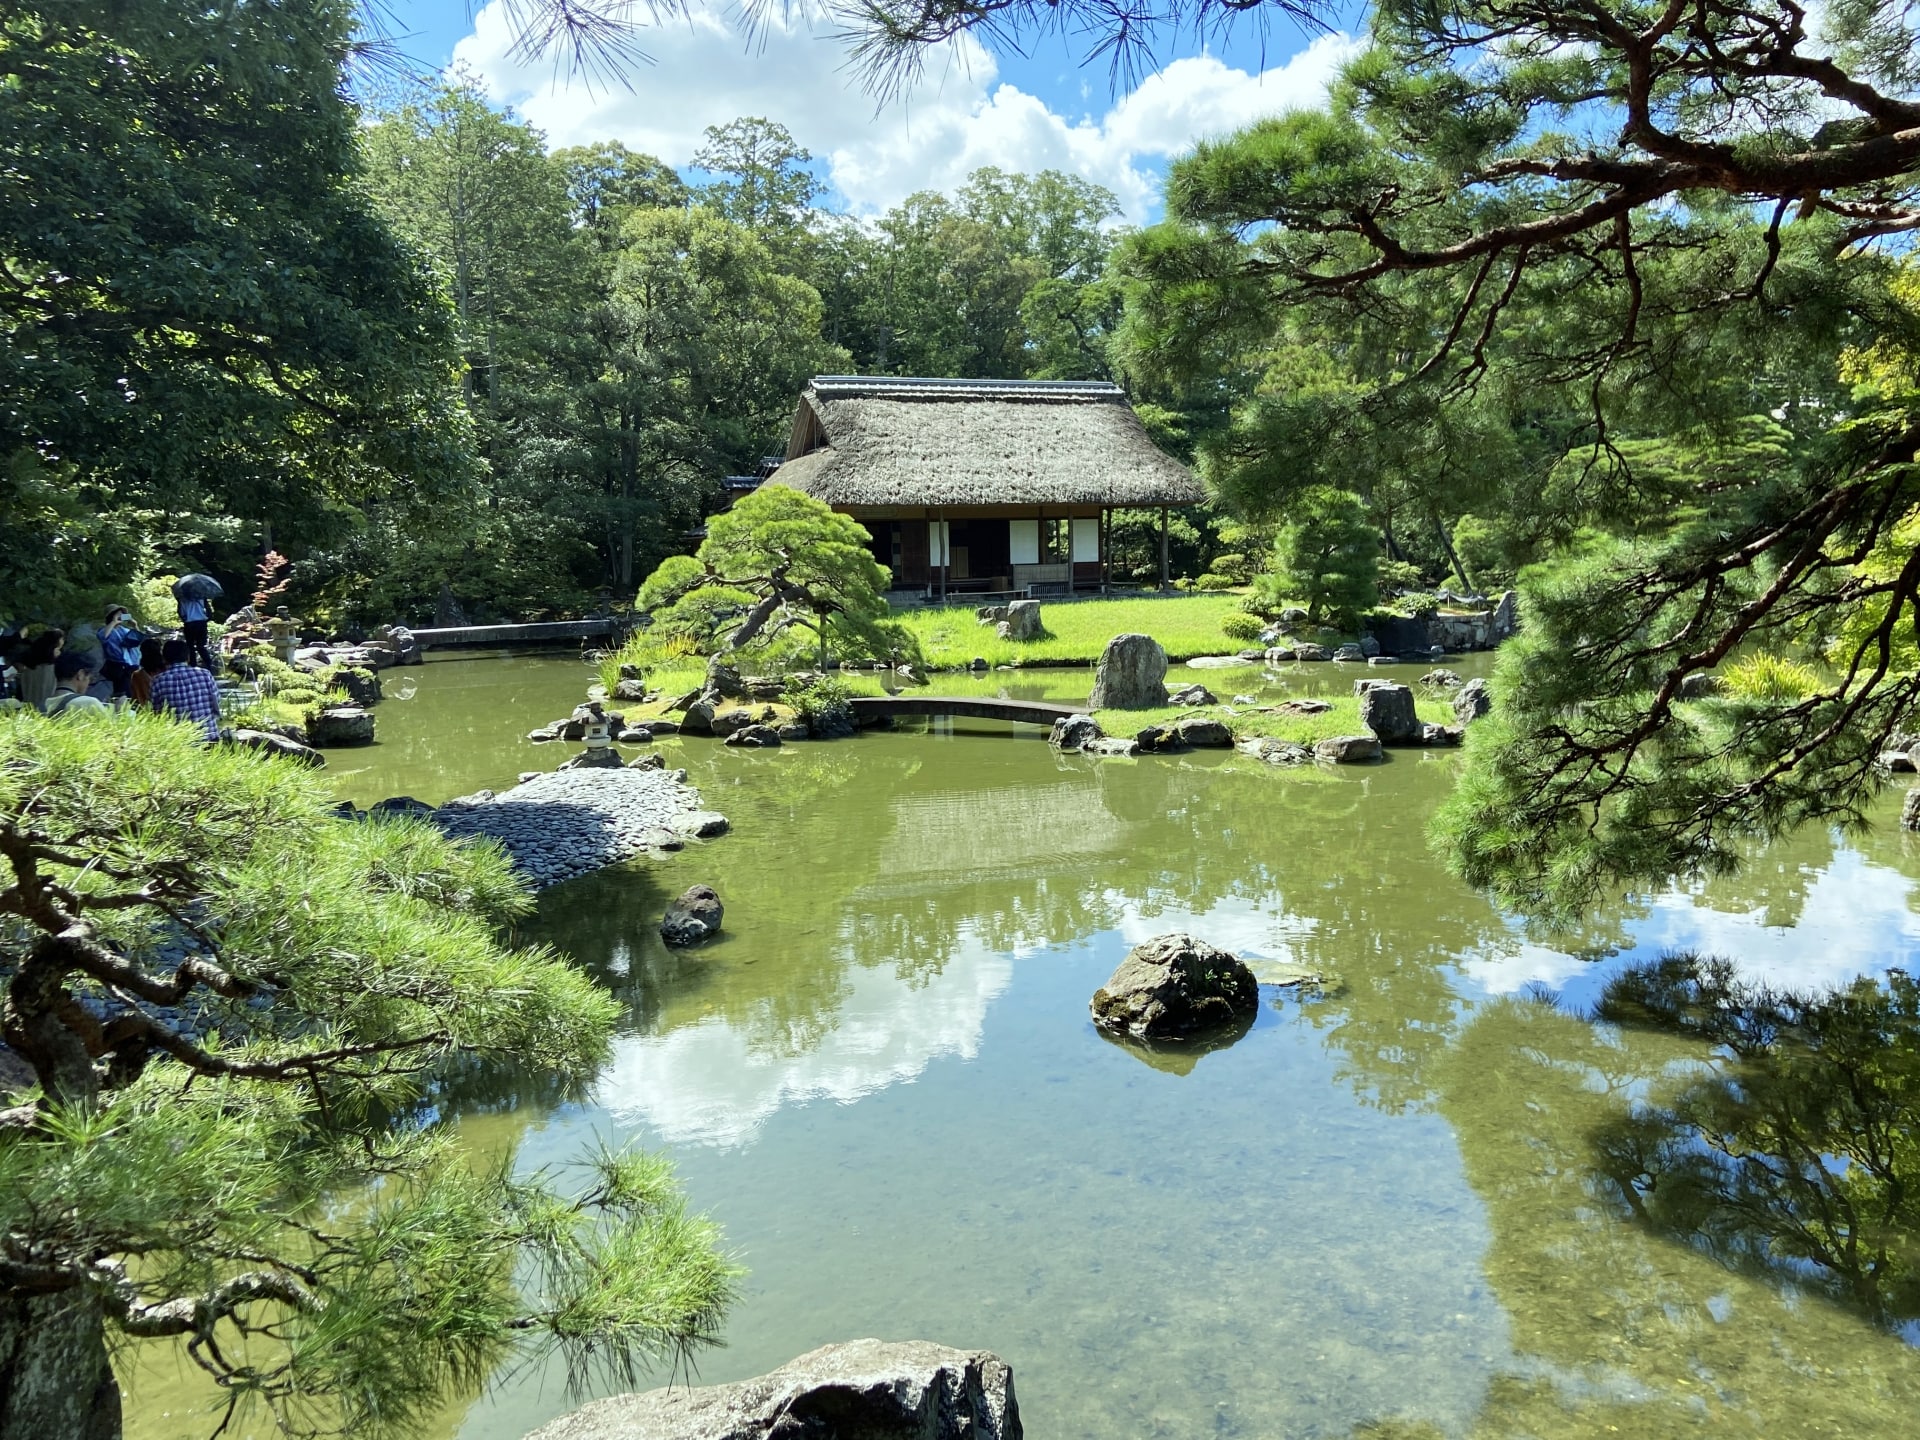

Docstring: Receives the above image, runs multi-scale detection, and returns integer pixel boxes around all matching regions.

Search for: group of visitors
[1,605,223,739]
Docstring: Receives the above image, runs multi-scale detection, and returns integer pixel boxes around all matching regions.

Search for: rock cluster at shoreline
[421,767,727,889]
[526,1339,1021,1440]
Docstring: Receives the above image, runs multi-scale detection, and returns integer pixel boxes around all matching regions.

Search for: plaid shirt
[149,664,222,739]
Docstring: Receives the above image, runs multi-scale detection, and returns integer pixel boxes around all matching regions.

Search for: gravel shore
[428,767,728,889]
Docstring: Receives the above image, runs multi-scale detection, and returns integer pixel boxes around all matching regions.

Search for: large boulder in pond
[1453,678,1492,725]
[306,705,375,747]
[331,667,381,707]
[1315,734,1382,764]
[660,884,723,946]
[1088,633,1168,709]
[1050,713,1103,751]
[226,728,325,768]
[526,1339,1021,1440]
[1090,933,1259,1041]
[1904,788,1920,832]
[1357,682,1421,745]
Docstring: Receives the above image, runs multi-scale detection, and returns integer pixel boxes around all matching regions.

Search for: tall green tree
[0,713,736,1440]
[353,79,605,621]
[0,0,468,619]
[591,208,848,592]
[692,117,820,252]
[1258,486,1380,625]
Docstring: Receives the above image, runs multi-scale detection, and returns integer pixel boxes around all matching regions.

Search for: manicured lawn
[893,592,1250,669]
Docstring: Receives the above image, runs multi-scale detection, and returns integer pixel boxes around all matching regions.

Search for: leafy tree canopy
[0,0,470,619]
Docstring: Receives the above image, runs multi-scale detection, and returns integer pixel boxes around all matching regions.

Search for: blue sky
[373,1,1365,220]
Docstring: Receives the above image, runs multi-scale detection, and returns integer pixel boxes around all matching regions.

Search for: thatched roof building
[765,376,1205,598]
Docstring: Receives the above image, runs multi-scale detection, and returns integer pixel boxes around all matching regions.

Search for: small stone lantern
[581,701,613,751]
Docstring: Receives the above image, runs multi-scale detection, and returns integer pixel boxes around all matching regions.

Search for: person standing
[43,654,109,716]
[13,629,63,710]
[99,606,146,698]
[178,593,214,669]
[149,639,222,739]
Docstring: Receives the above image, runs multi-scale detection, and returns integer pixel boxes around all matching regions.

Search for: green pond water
[130,654,1920,1440]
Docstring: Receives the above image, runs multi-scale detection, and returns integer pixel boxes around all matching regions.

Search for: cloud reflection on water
[594,935,1013,1147]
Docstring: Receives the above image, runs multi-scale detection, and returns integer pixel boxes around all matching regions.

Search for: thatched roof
[766,376,1207,509]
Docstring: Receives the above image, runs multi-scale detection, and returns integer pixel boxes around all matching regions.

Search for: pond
[130,654,1920,1440]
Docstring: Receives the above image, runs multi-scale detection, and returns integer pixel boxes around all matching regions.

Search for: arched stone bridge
[848,695,1090,727]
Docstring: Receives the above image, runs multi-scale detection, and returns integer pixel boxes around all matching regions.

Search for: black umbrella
[171,574,224,602]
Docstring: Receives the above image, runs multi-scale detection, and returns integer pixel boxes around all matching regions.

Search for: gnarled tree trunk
[0,1290,119,1440]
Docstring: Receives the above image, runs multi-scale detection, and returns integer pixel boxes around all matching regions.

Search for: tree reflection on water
[1591,953,1920,1334]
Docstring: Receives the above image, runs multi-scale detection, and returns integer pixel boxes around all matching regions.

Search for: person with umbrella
[172,574,222,670]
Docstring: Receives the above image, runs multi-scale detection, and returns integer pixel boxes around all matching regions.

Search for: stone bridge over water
[848,695,1089,728]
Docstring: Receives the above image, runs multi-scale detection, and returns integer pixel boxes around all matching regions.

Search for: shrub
[1192,572,1237,592]
[1377,558,1425,594]
[1722,653,1824,703]
[1221,611,1265,642]
[1208,552,1254,584]
[788,673,856,731]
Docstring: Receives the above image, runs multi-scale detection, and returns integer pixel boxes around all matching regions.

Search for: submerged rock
[1237,736,1311,766]
[1090,932,1259,1041]
[660,884,723,947]
[670,810,731,839]
[524,1339,1021,1440]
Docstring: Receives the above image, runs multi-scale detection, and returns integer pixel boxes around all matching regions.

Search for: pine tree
[0,712,737,1440]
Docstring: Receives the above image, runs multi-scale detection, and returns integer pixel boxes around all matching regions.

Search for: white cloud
[453,2,1358,217]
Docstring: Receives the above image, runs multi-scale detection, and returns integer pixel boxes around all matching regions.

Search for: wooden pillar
[1099,507,1109,594]
[938,511,948,604]
[1158,506,1170,591]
